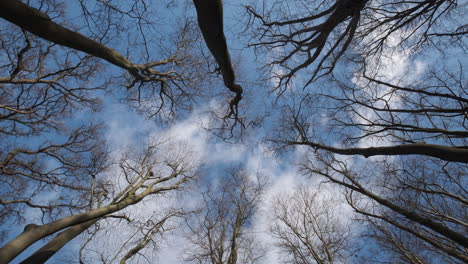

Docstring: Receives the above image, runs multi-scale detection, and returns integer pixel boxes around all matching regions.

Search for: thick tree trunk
[19,220,97,264]
[192,0,237,89]
[192,0,243,112]
[0,196,141,264]
[290,141,468,163]
[0,0,157,77]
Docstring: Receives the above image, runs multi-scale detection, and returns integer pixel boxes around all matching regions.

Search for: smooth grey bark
[0,180,182,263]
[0,196,140,264]
[19,220,97,264]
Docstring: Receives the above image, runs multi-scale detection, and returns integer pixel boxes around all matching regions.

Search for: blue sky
[1,0,466,263]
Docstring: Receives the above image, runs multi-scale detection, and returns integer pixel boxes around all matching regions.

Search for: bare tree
[0,4,111,244]
[246,0,462,91]
[0,0,243,119]
[0,0,206,233]
[250,0,468,262]
[298,153,467,263]
[274,59,467,263]
[363,217,438,263]
[0,141,198,264]
[193,0,244,121]
[186,169,265,264]
[0,1,247,263]
[116,211,184,264]
[282,62,467,162]
[1,0,466,262]
[270,185,351,264]
[74,208,189,264]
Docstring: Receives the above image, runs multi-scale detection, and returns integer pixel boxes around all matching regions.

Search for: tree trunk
[0,0,145,74]
[0,196,141,264]
[19,220,97,264]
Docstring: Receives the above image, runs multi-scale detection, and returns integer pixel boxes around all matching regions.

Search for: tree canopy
[0,0,466,263]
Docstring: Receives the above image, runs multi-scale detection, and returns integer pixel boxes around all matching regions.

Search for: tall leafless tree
[246,0,462,91]
[0,2,109,249]
[272,45,467,263]
[270,185,351,264]
[185,169,265,264]
[3,0,256,141]
[0,140,199,264]
[250,0,467,262]
[297,153,467,263]
[0,0,243,120]
[1,0,466,262]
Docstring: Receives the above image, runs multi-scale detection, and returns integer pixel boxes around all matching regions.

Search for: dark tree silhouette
[193,0,244,123]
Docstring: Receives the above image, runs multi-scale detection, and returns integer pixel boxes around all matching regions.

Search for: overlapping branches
[0,19,109,235]
[186,170,265,264]
[278,61,467,162]
[271,186,351,264]
[246,0,458,91]
[0,0,204,119]
[0,142,198,263]
[301,154,468,262]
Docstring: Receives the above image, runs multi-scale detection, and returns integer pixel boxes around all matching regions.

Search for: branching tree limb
[193,0,244,121]
[0,142,197,264]
[301,154,468,262]
[0,0,177,82]
[186,169,264,264]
